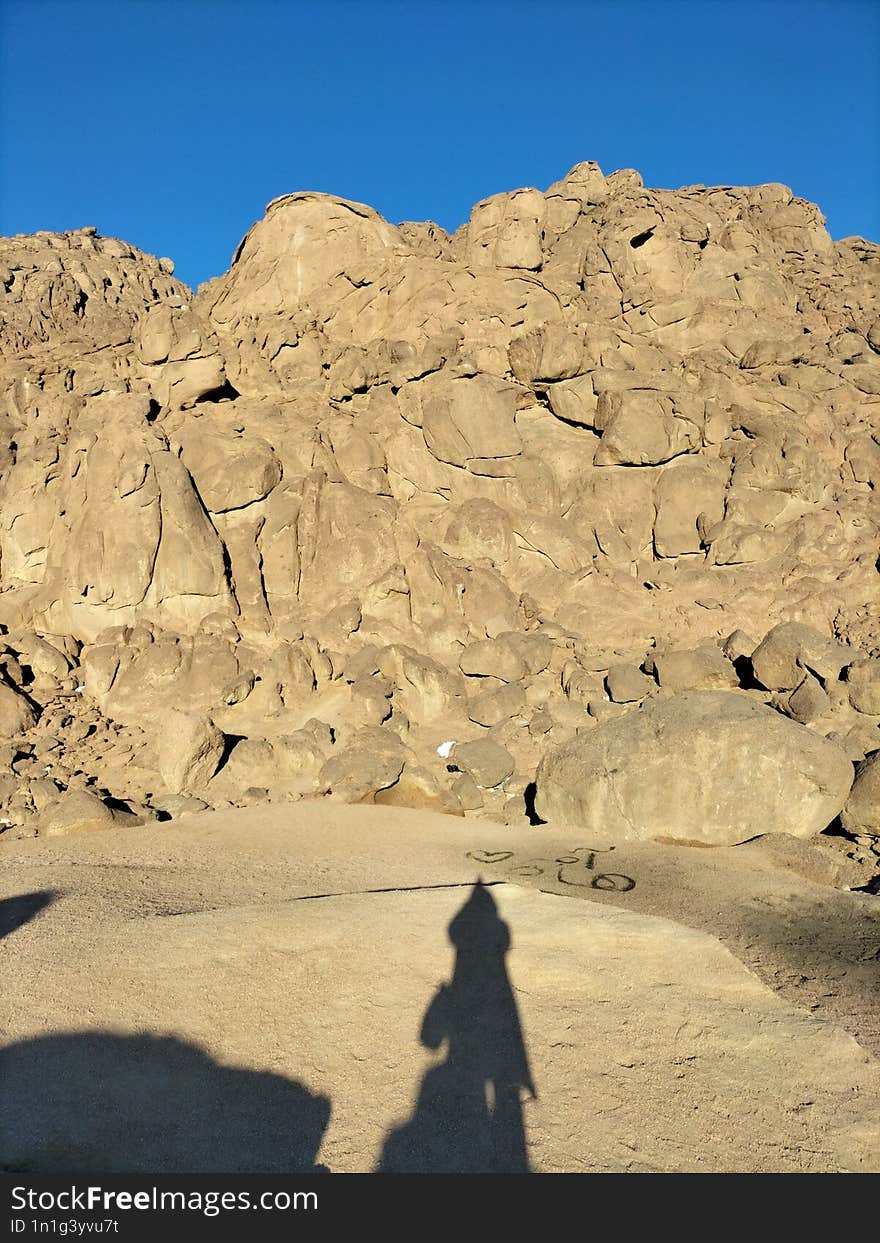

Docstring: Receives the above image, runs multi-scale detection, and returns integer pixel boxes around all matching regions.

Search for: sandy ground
[2,803,878,1172]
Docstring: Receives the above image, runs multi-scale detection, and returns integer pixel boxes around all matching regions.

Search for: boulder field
[0,162,877,864]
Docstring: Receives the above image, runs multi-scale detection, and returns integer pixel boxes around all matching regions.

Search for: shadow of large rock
[0,891,56,940]
[1,1031,330,1173]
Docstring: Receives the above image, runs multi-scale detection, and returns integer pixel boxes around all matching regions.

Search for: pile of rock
[0,165,877,860]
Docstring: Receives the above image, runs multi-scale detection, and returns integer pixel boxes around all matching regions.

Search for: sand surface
[2,804,878,1172]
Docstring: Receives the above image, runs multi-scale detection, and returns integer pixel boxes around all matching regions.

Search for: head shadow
[378,880,535,1173]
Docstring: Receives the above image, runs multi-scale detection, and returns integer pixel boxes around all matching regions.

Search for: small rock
[786,673,831,724]
[450,739,515,789]
[653,647,738,692]
[722,629,758,662]
[468,682,526,727]
[451,772,483,810]
[587,697,632,722]
[847,659,880,715]
[150,794,208,819]
[528,709,554,737]
[605,663,654,703]
[841,752,880,837]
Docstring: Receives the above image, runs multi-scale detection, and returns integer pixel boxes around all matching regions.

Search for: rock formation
[0,163,878,863]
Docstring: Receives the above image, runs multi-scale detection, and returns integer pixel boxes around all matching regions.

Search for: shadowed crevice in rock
[378,881,535,1173]
[213,731,247,776]
[523,780,546,826]
[0,1032,331,1174]
[193,379,240,404]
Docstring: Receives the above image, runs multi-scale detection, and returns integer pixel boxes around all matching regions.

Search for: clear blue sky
[1,0,878,289]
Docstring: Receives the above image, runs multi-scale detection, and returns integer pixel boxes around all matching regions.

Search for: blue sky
[1,0,878,289]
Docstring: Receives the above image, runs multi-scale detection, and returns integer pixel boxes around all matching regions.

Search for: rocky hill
[0,162,878,861]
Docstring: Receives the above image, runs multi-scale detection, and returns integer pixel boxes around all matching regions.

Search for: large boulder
[534,691,853,846]
[317,727,407,803]
[459,638,526,683]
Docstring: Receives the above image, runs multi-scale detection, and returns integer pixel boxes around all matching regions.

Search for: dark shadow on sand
[0,890,56,941]
[0,1032,331,1173]
[2,885,537,1173]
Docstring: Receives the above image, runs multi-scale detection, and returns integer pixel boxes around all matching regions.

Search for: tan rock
[468,682,527,727]
[841,753,880,837]
[459,639,526,683]
[318,727,407,803]
[847,659,880,715]
[605,664,653,703]
[751,623,852,691]
[2,808,879,1173]
[38,789,140,838]
[786,674,832,724]
[450,739,514,789]
[652,646,738,692]
[1,167,879,848]
[535,691,853,846]
[374,765,463,815]
[0,680,37,736]
[159,712,225,794]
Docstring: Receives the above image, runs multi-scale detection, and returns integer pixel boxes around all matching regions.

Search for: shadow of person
[378,881,535,1173]
[0,1031,331,1173]
[0,890,56,941]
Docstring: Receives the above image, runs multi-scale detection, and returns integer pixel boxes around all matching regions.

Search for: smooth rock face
[534,691,854,845]
[451,739,515,789]
[2,804,879,1172]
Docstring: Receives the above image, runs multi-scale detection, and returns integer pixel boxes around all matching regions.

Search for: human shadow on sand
[0,1031,331,1173]
[378,880,536,1173]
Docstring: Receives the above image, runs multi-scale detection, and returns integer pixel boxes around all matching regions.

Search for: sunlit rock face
[0,163,878,842]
